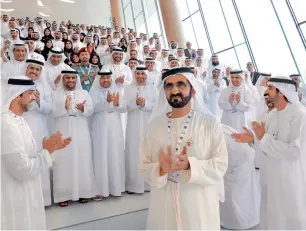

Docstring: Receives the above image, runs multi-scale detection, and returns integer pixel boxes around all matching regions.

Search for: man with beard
[169,41,178,57]
[31,31,44,52]
[127,58,139,70]
[95,37,110,65]
[71,32,85,50]
[1,14,10,38]
[247,61,260,85]
[8,28,21,43]
[89,70,126,200]
[25,38,45,61]
[255,73,272,120]
[53,30,64,50]
[124,66,157,194]
[1,76,71,229]
[51,23,57,36]
[184,41,197,60]
[290,74,306,107]
[139,67,228,230]
[207,68,227,121]
[52,69,95,207]
[72,47,98,91]
[22,59,53,207]
[232,76,306,229]
[218,70,254,131]
[207,55,225,79]
[44,47,70,91]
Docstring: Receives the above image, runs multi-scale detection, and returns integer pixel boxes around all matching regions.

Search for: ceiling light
[39,12,50,17]
[0,8,15,12]
[0,0,13,3]
[37,0,44,7]
[59,0,75,3]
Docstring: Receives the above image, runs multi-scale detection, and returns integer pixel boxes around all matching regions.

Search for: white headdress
[149,67,211,122]
[91,69,113,88]
[2,76,36,113]
[268,76,300,105]
[8,43,29,62]
[132,65,148,85]
[47,47,66,64]
[59,68,82,90]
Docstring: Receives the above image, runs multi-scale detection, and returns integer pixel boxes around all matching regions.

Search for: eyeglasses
[164,81,189,91]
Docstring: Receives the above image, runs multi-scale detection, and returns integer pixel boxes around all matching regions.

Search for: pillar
[110,0,124,28]
[159,0,186,47]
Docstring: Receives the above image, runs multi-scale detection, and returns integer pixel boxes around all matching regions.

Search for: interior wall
[2,0,111,26]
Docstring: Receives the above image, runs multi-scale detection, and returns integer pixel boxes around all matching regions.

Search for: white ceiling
[1,0,112,25]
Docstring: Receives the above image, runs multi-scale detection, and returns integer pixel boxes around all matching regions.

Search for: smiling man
[232,76,306,229]
[139,67,228,230]
[51,69,95,207]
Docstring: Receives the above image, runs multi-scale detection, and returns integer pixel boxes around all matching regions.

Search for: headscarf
[47,47,66,64]
[91,69,113,89]
[2,76,36,113]
[58,68,82,90]
[8,43,29,62]
[268,76,300,105]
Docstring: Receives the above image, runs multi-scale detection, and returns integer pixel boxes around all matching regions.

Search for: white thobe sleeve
[235,99,251,112]
[1,123,52,181]
[142,88,157,112]
[52,91,69,118]
[36,88,53,114]
[139,134,168,188]
[124,68,133,85]
[218,89,233,111]
[255,112,304,161]
[82,91,94,117]
[123,89,140,112]
[186,119,228,186]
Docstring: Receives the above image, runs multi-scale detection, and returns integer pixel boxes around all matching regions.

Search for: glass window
[235,43,251,70]
[124,3,135,29]
[187,0,199,15]
[135,13,147,34]
[272,0,306,79]
[122,0,130,8]
[182,18,197,50]
[199,0,232,52]
[216,48,239,69]
[220,0,245,45]
[132,0,143,17]
[289,0,306,22]
[143,0,162,36]
[235,0,298,75]
[178,0,190,20]
[190,11,212,59]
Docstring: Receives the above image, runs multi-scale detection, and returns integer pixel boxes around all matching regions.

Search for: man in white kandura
[1,76,71,230]
[22,59,53,206]
[52,69,95,207]
[124,65,157,194]
[290,73,306,108]
[255,72,271,120]
[220,125,260,230]
[89,70,126,200]
[140,67,228,230]
[219,70,254,131]
[207,68,226,120]
[232,76,306,229]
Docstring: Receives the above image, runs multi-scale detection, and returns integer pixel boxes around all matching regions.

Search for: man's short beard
[167,89,192,108]
[72,38,78,41]
[65,84,76,91]
[212,61,219,66]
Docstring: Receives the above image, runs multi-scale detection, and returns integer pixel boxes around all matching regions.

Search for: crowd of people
[1,15,306,230]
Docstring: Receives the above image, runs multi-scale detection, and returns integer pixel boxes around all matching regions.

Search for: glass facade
[121,0,167,46]
[122,0,305,81]
[177,0,306,81]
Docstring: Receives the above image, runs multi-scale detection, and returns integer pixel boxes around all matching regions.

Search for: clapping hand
[231,127,254,143]
[65,96,71,110]
[115,76,125,85]
[298,92,302,101]
[113,92,120,106]
[158,146,173,176]
[229,93,235,103]
[54,74,62,85]
[234,93,241,102]
[76,100,86,112]
[170,146,190,172]
[251,121,266,140]
[136,93,145,106]
[107,91,113,103]
[42,131,72,154]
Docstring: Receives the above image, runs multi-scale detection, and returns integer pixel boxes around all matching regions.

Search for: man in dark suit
[184,41,197,60]
[247,62,260,85]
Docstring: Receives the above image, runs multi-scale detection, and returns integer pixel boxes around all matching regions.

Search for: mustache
[170,93,183,100]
